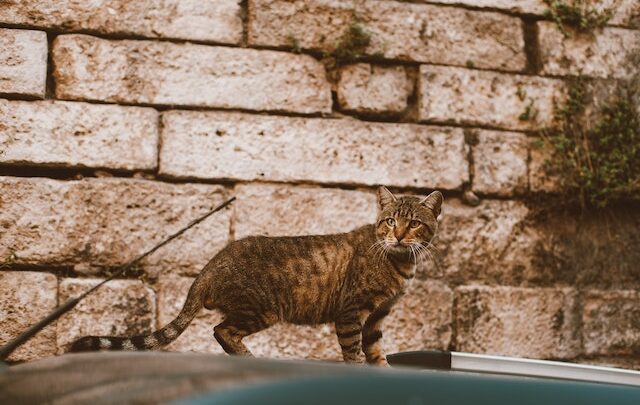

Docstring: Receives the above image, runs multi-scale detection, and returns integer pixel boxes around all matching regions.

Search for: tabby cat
[70,186,443,365]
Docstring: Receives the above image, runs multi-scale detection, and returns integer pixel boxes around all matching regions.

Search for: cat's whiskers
[369,240,389,267]
[412,242,423,262]
[415,241,441,274]
[367,239,387,256]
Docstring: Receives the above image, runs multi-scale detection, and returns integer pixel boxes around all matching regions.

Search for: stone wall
[1,0,639,369]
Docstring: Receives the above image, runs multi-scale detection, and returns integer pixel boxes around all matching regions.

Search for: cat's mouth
[389,242,411,252]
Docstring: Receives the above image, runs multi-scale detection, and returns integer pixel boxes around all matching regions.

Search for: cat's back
[220,231,351,266]
[205,225,374,287]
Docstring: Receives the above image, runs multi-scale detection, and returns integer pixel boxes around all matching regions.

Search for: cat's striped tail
[68,273,208,353]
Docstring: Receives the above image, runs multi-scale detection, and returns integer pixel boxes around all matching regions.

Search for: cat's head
[374,186,443,254]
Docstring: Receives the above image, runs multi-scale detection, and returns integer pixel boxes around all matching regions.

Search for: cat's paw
[367,356,389,366]
[376,357,389,367]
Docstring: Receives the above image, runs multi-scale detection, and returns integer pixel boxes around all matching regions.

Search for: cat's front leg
[335,310,366,363]
[362,299,396,366]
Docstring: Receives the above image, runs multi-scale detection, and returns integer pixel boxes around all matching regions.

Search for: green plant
[286,34,302,54]
[543,0,617,35]
[0,249,18,270]
[330,22,372,64]
[519,99,538,121]
[516,85,527,101]
[540,78,640,209]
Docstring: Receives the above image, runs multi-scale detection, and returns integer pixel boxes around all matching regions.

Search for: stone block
[472,130,529,196]
[538,22,640,79]
[0,99,158,171]
[248,0,527,71]
[0,177,231,277]
[0,29,47,98]
[160,111,469,190]
[529,139,562,193]
[0,271,57,362]
[583,290,640,356]
[455,285,580,358]
[418,0,546,14]
[418,65,566,131]
[337,64,412,115]
[0,0,243,44]
[417,0,639,28]
[436,199,542,284]
[382,280,453,353]
[53,35,331,114]
[234,184,377,239]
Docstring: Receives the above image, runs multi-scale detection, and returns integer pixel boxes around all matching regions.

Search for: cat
[69,186,443,365]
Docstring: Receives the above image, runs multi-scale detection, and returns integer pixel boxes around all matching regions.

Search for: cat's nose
[394,227,407,242]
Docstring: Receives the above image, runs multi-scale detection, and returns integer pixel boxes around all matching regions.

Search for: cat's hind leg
[213,313,269,356]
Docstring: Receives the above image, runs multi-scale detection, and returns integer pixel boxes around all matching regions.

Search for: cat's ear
[377,186,397,210]
[420,191,443,218]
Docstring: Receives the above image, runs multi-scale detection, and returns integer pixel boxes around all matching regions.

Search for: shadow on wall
[531,205,640,288]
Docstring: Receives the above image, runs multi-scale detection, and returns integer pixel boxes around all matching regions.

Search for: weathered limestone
[0,177,231,277]
[538,22,640,79]
[160,111,469,190]
[248,0,527,72]
[0,100,158,171]
[583,290,640,356]
[531,210,640,289]
[418,0,639,28]
[0,271,57,362]
[418,65,566,131]
[421,0,640,28]
[529,139,561,193]
[472,130,529,196]
[0,0,243,44]
[0,177,82,267]
[337,64,412,115]
[419,0,546,14]
[455,285,580,358]
[437,199,541,284]
[56,278,156,352]
[609,0,640,27]
[0,29,47,98]
[382,280,453,353]
[234,184,377,239]
[52,35,331,114]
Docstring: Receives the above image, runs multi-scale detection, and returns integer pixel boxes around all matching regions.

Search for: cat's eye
[410,220,421,228]
[386,218,396,227]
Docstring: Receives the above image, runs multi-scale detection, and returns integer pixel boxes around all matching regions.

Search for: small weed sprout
[519,99,538,121]
[330,22,372,64]
[0,249,18,270]
[543,0,618,36]
[539,78,640,209]
[286,34,302,54]
[516,85,527,101]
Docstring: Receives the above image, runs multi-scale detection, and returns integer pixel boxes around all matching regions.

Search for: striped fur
[69,272,208,352]
[68,187,443,365]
